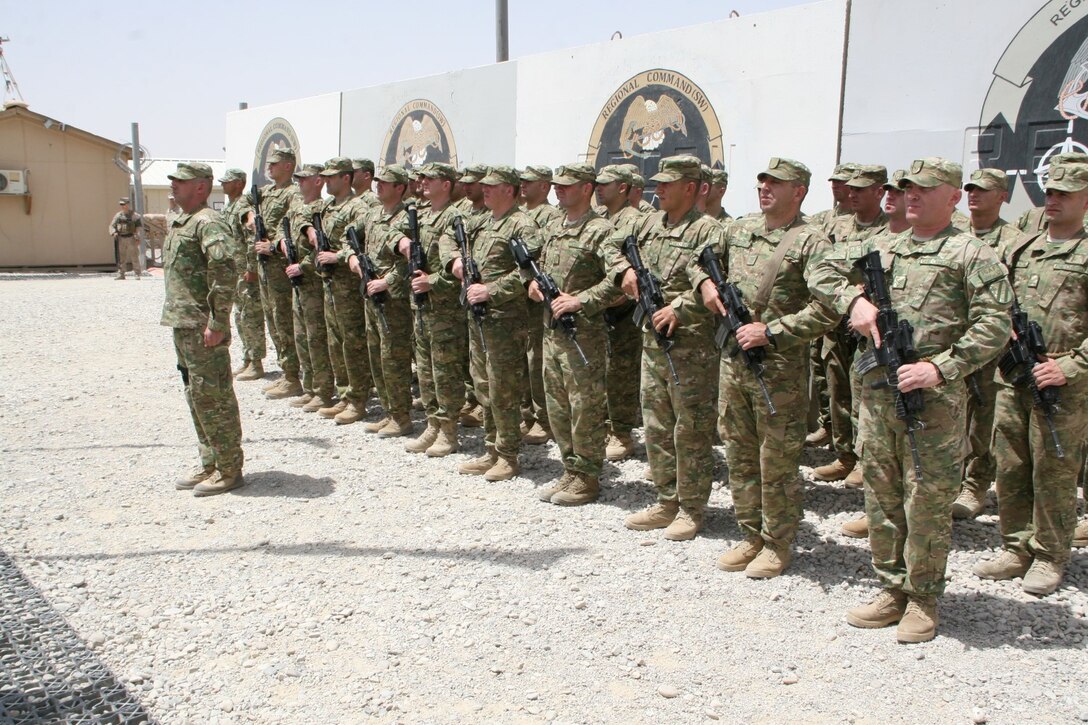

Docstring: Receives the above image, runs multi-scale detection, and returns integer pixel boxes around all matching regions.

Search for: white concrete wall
[224,93,343,178]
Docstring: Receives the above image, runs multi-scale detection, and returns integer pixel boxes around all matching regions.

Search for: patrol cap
[845,165,889,189]
[699,163,713,184]
[1044,163,1088,192]
[479,164,520,186]
[460,164,490,184]
[1048,152,1088,166]
[320,157,354,176]
[708,168,729,187]
[900,157,962,189]
[552,162,597,186]
[650,155,703,183]
[964,168,1008,192]
[520,165,553,182]
[352,158,375,173]
[167,162,214,181]
[267,147,296,164]
[118,197,130,205]
[407,168,421,181]
[294,163,326,178]
[375,164,410,184]
[418,162,458,182]
[596,164,633,185]
[619,164,645,188]
[758,157,812,186]
[828,162,860,181]
[217,168,247,184]
[883,169,907,191]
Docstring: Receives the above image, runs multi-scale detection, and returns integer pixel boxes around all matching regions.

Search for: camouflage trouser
[961,359,998,496]
[325,272,370,406]
[605,305,641,435]
[808,341,829,433]
[173,327,243,475]
[257,260,299,377]
[117,236,142,276]
[521,300,549,430]
[641,335,717,509]
[721,351,808,550]
[544,319,607,476]
[415,302,469,425]
[366,295,413,418]
[233,276,266,364]
[859,371,966,598]
[992,380,1088,565]
[292,275,334,400]
[470,309,528,460]
[822,324,858,461]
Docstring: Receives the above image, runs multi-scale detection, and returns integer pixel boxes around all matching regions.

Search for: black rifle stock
[623,235,679,385]
[345,227,390,333]
[406,203,428,334]
[252,184,270,265]
[509,236,589,366]
[998,299,1064,458]
[453,216,488,353]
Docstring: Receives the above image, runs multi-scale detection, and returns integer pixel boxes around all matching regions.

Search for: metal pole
[131,122,148,267]
[495,0,509,62]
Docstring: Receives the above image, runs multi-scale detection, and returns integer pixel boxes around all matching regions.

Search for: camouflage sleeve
[670,222,720,328]
[767,233,840,350]
[685,232,726,302]
[577,225,624,317]
[381,218,411,290]
[487,217,541,307]
[335,203,369,265]
[199,216,237,334]
[813,238,870,318]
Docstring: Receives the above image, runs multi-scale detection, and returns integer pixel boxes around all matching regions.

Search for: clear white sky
[2,0,807,159]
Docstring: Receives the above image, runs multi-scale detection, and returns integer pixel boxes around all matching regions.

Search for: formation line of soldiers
[160,148,1088,645]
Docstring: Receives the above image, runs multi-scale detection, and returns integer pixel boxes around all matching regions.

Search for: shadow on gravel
[232,471,335,498]
[260,542,586,570]
[940,590,1088,649]
[5,436,333,454]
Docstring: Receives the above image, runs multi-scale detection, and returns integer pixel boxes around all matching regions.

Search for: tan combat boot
[288,393,314,409]
[624,500,680,531]
[1074,519,1088,548]
[484,456,521,481]
[405,420,439,453]
[266,375,303,399]
[458,450,497,476]
[1022,558,1063,596]
[193,471,245,497]
[318,399,349,418]
[972,550,1031,580]
[426,421,459,457]
[843,467,863,489]
[846,589,907,628]
[717,538,764,571]
[745,545,791,578]
[642,466,653,481]
[176,465,215,491]
[804,427,830,447]
[551,472,600,506]
[237,361,265,381]
[363,415,391,433]
[261,377,280,393]
[605,432,635,462]
[232,361,250,377]
[537,472,574,502]
[302,395,331,413]
[522,422,551,445]
[334,403,366,426]
[812,456,856,482]
[841,514,869,539]
[897,596,938,643]
[378,414,414,438]
[663,507,704,541]
[951,487,985,519]
[459,403,483,428]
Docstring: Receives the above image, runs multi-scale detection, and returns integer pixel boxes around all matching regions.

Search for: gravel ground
[1,273,1085,725]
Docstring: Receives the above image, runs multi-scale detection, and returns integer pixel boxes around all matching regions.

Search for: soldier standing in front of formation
[218,168,267,382]
[973,163,1088,595]
[109,197,143,280]
[823,158,1011,643]
[531,163,620,506]
[694,158,838,576]
[615,155,719,540]
[163,163,244,497]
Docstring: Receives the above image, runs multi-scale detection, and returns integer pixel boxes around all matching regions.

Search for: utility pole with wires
[0,36,26,106]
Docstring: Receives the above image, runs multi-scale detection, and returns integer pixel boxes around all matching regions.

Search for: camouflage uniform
[522,198,565,433]
[160,164,242,476]
[109,205,143,278]
[221,186,266,368]
[255,179,301,380]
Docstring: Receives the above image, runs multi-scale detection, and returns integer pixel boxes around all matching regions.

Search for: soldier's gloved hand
[620,268,639,300]
[1032,357,1067,390]
[286,263,302,278]
[527,280,544,303]
[651,306,677,336]
[897,362,942,392]
[699,279,726,316]
[848,295,881,347]
[736,322,770,350]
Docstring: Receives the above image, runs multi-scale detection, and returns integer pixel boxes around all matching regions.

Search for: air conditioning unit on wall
[0,170,29,195]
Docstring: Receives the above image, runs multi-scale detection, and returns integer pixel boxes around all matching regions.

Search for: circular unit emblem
[251,117,301,188]
[381,99,458,171]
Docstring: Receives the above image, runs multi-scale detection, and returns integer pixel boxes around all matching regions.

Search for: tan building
[0,101,132,268]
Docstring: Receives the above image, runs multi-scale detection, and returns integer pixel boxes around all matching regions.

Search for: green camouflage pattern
[222,195,265,364]
[364,202,413,419]
[256,183,301,377]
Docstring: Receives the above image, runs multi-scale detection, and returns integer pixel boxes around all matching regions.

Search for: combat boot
[522,422,551,445]
[642,465,653,480]
[605,432,635,461]
[236,361,264,381]
[262,377,280,393]
[843,467,863,489]
[1074,519,1088,548]
[745,545,791,578]
[302,395,331,413]
[378,414,413,438]
[318,399,349,418]
[458,450,497,476]
[288,393,314,409]
[841,514,869,539]
[193,471,245,497]
[951,487,985,519]
[426,422,459,458]
[846,589,907,628]
[459,403,483,428]
[232,361,250,377]
[537,472,574,502]
[334,403,367,426]
[266,376,303,399]
[663,507,703,541]
[812,456,856,482]
[484,456,520,481]
[405,420,439,453]
[896,596,938,643]
[176,465,215,491]
[717,538,764,571]
[804,427,830,447]
[972,550,1031,580]
[363,415,391,433]
[1022,558,1063,596]
[114,272,125,280]
[551,472,600,506]
[624,500,679,531]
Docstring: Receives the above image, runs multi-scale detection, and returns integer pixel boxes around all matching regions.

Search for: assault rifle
[453,216,487,353]
[998,299,1064,458]
[509,236,589,366]
[623,235,679,385]
[698,247,775,414]
[280,218,302,289]
[252,184,271,265]
[854,250,925,481]
[312,212,334,276]
[406,203,428,333]
[345,227,390,333]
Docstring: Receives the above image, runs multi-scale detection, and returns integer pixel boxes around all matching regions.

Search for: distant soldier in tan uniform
[109,198,143,280]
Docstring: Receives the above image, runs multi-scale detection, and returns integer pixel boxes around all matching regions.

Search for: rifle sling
[750,222,806,320]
